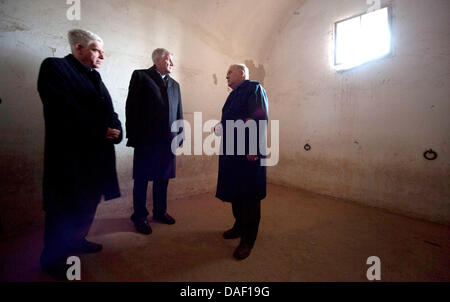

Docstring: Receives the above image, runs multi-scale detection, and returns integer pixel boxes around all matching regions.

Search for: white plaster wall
[1,0,448,233]
[265,0,450,224]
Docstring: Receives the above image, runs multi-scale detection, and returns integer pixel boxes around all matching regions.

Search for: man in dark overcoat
[125,48,184,234]
[216,64,269,260]
[37,29,122,279]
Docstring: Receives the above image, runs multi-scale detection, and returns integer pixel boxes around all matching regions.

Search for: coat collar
[221,80,251,115]
[234,80,250,91]
[66,54,94,74]
[65,54,105,98]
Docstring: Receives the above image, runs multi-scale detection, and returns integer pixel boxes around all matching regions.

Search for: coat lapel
[147,66,166,89]
[146,66,170,109]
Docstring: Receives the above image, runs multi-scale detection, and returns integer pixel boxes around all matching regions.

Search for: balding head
[232,64,249,80]
[226,64,249,89]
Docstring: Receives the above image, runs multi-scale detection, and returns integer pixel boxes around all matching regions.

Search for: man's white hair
[68,29,103,53]
[233,64,250,80]
[152,48,171,64]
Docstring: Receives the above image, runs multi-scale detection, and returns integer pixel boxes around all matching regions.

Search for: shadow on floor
[88,217,135,237]
[81,228,237,281]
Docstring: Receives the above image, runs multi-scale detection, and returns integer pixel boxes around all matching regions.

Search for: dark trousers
[132,178,169,222]
[40,194,100,268]
[231,199,261,246]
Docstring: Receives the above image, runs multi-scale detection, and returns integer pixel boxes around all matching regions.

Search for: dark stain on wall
[49,47,56,57]
[245,59,266,86]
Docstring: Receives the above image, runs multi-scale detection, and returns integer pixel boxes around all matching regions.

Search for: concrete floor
[0,184,449,282]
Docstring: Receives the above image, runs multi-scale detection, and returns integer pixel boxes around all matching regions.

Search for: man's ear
[74,43,84,53]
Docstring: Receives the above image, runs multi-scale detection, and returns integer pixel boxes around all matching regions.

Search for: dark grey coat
[125,66,184,181]
[216,80,269,203]
[37,54,122,211]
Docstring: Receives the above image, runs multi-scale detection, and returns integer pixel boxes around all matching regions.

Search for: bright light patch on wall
[334,7,391,70]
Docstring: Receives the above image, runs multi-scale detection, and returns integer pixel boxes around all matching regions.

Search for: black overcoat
[216,80,269,203]
[37,54,122,211]
[125,66,184,181]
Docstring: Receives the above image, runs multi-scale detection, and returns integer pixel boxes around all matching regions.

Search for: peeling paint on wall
[0,19,29,33]
[0,4,30,33]
[178,66,202,79]
[49,47,56,57]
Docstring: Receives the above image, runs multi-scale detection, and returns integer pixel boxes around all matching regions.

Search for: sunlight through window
[335,7,391,70]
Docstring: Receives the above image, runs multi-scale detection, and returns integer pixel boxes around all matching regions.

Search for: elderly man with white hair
[125,48,184,235]
[37,29,122,280]
[216,64,269,260]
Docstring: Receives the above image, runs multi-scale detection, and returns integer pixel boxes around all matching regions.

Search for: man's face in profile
[226,65,244,90]
[156,53,174,75]
[77,40,104,69]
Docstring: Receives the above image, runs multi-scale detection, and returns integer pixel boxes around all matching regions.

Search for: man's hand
[105,128,121,140]
[246,155,259,161]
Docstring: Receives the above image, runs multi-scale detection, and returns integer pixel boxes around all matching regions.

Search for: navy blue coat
[125,66,184,181]
[37,54,122,211]
[216,80,269,203]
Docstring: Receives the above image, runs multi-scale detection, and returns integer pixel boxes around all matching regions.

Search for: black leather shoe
[233,243,253,260]
[74,240,103,254]
[223,228,241,239]
[133,219,152,234]
[153,213,175,225]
